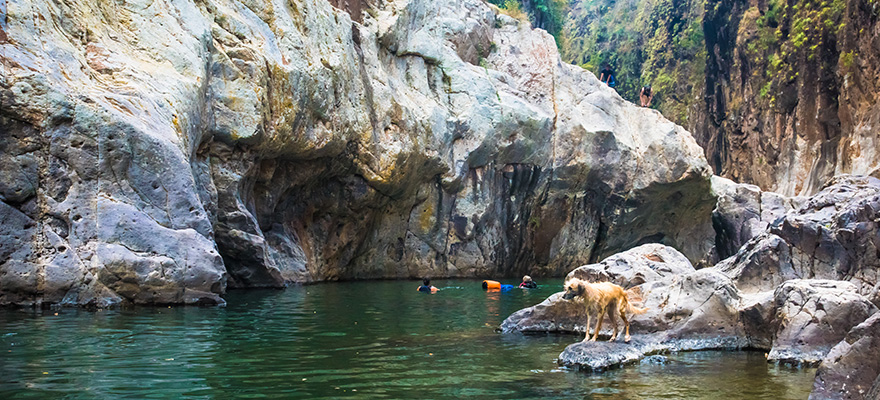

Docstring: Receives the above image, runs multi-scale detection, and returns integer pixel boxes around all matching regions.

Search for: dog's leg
[591,308,606,341]
[583,313,592,342]
[621,307,631,343]
[607,306,619,342]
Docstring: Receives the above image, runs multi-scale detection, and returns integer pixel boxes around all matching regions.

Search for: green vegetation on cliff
[559,0,865,195]
[560,0,844,123]
[493,0,569,43]
[561,0,705,122]
[736,0,845,110]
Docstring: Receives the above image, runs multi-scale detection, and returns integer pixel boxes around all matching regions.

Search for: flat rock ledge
[556,334,749,371]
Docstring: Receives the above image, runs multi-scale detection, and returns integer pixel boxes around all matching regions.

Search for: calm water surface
[1,279,816,399]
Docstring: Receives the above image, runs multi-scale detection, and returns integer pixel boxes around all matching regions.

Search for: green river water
[1,279,816,399]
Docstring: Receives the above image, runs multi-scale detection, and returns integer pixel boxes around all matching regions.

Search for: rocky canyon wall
[562,0,880,197]
[0,0,715,306]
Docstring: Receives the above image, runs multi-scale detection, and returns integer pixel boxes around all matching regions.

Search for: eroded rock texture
[710,175,804,261]
[768,279,877,365]
[810,313,880,400]
[723,176,880,300]
[504,175,880,396]
[505,244,748,371]
[563,0,880,198]
[0,0,715,305]
[696,0,880,197]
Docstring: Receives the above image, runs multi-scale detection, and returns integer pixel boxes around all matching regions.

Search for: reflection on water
[0,279,816,399]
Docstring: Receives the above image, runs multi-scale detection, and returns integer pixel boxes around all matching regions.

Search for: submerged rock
[639,354,669,365]
[557,336,660,371]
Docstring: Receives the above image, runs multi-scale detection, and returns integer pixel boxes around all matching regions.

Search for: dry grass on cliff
[493,0,529,22]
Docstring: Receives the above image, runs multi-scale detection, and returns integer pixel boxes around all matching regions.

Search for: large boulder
[715,175,880,357]
[770,176,880,299]
[566,243,695,288]
[552,265,748,370]
[504,244,748,368]
[502,244,695,334]
[634,267,744,341]
[717,176,880,363]
[810,313,880,400]
[768,280,877,365]
[0,0,716,305]
[717,233,799,294]
[711,176,804,261]
[507,179,880,370]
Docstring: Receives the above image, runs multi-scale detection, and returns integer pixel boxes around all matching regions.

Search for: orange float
[482,280,501,290]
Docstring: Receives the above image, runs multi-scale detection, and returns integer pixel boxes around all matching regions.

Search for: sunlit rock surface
[768,280,877,365]
[504,244,749,367]
[810,313,880,400]
[0,0,714,306]
[710,175,804,262]
[505,176,880,397]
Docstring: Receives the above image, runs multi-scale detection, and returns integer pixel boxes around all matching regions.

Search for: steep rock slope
[562,0,880,197]
[0,0,714,306]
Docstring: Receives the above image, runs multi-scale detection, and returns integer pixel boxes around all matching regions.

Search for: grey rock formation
[504,244,747,348]
[718,175,880,300]
[769,176,880,299]
[507,176,880,378]
[557,336,660,371]
[768,280,877,365]
[720,175,880,359]
[635,267,745,340]
[566,243,695,288]
[501,244,696,334]
[717,233,799,294]
[0,0,715,306]
[505,244,751,370]
[810,313,880,400]
[711,175,804,261]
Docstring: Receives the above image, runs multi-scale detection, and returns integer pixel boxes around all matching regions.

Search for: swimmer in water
[417,278,439,293]
[519,275,537,289]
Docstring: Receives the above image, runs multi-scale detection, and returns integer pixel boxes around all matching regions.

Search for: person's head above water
[418,277,439,293]
[522,275,532,282]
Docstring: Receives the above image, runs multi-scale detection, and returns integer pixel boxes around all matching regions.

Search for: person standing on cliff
[640,85,653,107]
[599,64,616,89]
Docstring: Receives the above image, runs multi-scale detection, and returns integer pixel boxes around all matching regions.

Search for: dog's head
[562,279,585,300]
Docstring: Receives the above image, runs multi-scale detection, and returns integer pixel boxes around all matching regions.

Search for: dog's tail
[626,303,649,315]
[623,289,649,315]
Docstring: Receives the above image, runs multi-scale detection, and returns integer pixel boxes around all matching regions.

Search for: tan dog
[562,278,647,343]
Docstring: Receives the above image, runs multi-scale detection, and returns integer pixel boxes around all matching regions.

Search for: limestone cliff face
[563,0,880,197]
[0,0,714,306]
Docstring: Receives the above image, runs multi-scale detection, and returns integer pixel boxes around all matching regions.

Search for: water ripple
[0,279,816,399]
